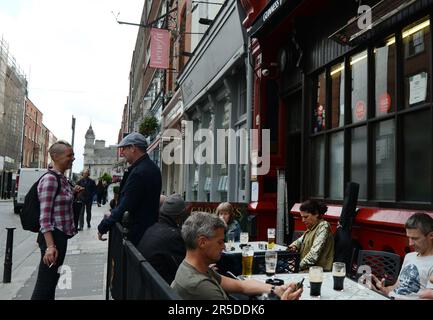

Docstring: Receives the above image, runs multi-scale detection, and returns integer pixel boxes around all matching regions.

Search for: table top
[250,272,390,300]
[224,241,287,254]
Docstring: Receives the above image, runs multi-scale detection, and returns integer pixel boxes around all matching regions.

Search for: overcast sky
[0,0,144,173]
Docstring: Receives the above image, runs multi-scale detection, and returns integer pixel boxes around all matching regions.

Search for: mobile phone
[295,278,304,290]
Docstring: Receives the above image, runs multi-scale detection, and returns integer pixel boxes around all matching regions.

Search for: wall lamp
[191,1,224,13]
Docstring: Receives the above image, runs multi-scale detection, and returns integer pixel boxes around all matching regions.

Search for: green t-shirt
[171,260,229,300]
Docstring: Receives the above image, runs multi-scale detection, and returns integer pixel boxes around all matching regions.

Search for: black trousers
[79,202,92,228]
[31,229,68,300]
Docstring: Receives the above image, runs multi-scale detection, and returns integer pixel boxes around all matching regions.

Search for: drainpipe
[245,37,253,203]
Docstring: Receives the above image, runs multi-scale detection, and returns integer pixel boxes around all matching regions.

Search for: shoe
[77,227,82,231]
[87,224,91,228]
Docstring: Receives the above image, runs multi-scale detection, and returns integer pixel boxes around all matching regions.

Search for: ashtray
[265,278,284,286]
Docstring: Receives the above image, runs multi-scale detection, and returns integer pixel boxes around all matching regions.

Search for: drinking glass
[241,245,254,278]
[267,228,275,249]
[265,251,277,279]
[332,262,346,291]
[240,232,249,245]
[225,233,235,251]
[309,266,323,297]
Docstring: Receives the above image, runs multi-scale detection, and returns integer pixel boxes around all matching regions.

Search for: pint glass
[309,266,323,297]
[242,245,254,277]
[267,228,275,249]
[332,262,346,291]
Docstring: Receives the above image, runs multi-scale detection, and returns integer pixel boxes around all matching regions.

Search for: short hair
[48,140,72,158]
[181,211,226,250]
[215,202,235,224]
[300,199,328,216]
[405,212,433,235]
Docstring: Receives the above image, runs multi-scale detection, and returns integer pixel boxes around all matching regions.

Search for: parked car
[13,168,48,214]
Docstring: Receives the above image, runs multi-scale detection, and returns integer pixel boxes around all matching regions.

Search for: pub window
[311,136,325,197]
[330,63,344,128]
[351,126,367,199]
[351,50,368,123]
[329,131,344,199]
[375,36,396,116]
[402,110,431,202]
[373,120,395,201]
[403,18,431,108]
[314,72,326,133]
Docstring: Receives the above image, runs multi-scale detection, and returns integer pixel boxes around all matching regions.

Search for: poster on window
[409,72,427,105]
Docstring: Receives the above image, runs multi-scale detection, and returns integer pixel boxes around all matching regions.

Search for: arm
[289,234,304,250]
[299,222,330,270]
[371,274,399,296]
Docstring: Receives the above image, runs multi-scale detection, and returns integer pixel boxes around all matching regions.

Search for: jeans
[79,202,92,228]
[31,229,68,300]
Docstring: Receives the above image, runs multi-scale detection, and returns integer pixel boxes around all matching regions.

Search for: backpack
[20,171,61,233]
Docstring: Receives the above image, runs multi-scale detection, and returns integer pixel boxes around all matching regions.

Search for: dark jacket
[137,215,186,284]
[98,154,162,245]
[77,177,96,203]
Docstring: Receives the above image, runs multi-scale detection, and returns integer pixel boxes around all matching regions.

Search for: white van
[13,168,48,213]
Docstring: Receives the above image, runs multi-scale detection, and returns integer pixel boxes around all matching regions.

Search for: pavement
[0,202,109,300]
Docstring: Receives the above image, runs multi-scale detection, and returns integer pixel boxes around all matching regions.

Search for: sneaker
[87,224,91,228]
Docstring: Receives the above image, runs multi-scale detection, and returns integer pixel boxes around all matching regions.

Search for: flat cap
[160,194,186,217]
[117,132,148,148]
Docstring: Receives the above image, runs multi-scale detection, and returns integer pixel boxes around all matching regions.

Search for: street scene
[1,0,433,305]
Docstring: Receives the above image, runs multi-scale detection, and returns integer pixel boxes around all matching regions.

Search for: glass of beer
[267,228,275,249]
[265,251,277,279]
[242,245,254,278]
[332,262,346,291]
[225,233,235,251]
[309,266,323,297]
[240,232,249,245]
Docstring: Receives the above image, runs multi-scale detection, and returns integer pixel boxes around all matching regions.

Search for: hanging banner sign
[150,28,170,69]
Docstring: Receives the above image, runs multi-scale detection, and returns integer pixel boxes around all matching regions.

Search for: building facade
[22,98,43,168]
[239,0,433,254]
[83,125,118,179]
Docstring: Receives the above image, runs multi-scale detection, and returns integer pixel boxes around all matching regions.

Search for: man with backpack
[29,141,83,300]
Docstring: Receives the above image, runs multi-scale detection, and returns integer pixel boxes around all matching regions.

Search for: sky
[0,0,144,173]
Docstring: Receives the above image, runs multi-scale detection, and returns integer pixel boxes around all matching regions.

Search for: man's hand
[280,283,303,300]
[371,274,388,295]
[98,232,107,241]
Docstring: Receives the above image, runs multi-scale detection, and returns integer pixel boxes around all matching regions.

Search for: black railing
[105,217,182,300]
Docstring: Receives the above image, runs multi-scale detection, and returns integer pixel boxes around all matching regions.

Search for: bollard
[3,228,16,283]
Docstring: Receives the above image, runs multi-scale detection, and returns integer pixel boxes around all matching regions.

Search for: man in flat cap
[97,132,162,245]
[137,194,187,284]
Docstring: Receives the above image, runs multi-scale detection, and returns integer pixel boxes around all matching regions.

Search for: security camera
[261,69,270,77]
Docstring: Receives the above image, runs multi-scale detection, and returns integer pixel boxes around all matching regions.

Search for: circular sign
[355,100,366,121]
[378,92,391,114]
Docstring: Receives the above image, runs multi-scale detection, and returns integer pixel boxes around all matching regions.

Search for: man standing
[77,169,96,230]
[137,194,187,284]
[373,212,433,299]
[97,132,162,245]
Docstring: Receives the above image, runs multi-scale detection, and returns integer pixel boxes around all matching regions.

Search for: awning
[329,0,418,46]
[247,0,303,37]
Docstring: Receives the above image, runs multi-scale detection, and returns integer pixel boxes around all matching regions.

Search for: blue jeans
[31,229,68,300]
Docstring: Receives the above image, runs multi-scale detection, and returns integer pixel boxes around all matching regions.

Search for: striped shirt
[38,170,76,236]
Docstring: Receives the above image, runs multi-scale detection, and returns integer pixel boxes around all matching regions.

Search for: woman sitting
[288,199,334,272]
[216,202,241,242]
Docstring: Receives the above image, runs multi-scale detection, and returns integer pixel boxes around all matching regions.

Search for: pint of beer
[309,266,323,297]
[332,262,346,291]
[267,228,276,249]
[242,245,254,277]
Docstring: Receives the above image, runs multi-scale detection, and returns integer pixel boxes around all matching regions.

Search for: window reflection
[314,72,326,133]
[330,64,344,128]
[351,51,368,123]
[375,36,396,116]
[329,131,344,199]
[374,120,395,200]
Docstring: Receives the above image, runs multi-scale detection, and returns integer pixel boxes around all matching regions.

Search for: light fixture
[199,18,213,25]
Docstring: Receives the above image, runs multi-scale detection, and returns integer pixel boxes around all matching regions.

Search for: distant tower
[83,124,95,170]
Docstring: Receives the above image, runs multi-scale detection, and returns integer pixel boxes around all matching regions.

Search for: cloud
[0,0,143,172]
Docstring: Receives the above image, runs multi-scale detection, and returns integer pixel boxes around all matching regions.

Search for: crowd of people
[30,133,433,301]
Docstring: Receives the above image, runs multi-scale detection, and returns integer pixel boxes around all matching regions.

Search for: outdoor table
[250,272,390,300]
[224,241,287,254]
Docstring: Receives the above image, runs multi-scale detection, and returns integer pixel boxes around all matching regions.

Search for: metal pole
[70,116,76,180]
[3,227,16,283]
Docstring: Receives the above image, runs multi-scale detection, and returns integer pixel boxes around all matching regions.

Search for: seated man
[373,212,433,299]
[137,194,187,284]
[171,211,303,300]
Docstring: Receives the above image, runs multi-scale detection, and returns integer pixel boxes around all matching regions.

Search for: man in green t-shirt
[171,211,302,300]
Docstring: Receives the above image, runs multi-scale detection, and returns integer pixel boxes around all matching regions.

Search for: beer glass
[267,228,275,249]
[265,251,277,279]
[309,266,323,297]
[332,262,346,291]
[241,245,254,278]
[240,232,249,245]
[225,233,235,251]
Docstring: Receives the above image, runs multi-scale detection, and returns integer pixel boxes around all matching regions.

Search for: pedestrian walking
[97,132,162,245]
[77,169,96,230]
